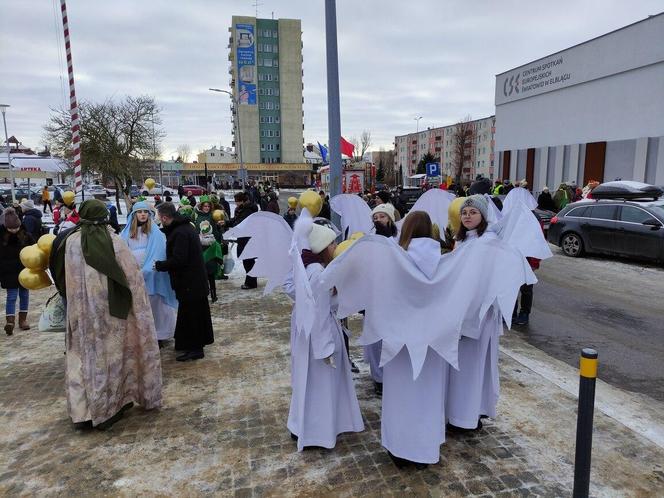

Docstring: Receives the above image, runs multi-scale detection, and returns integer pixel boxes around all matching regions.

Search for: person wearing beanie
[19,199,43,241]
[374,190,401,221]
[288,221,364,450]
[0,208,35,335]
[537,186,556,211]
[447,195,502,433]
[371,203,398,238]
[51,199,163,429]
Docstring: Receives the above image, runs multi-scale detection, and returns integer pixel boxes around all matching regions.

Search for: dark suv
[547,199,664,262]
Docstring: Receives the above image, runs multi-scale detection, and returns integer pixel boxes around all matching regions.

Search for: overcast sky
[1,0,661,159]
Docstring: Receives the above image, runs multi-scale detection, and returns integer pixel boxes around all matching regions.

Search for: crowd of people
[1,178,550,470]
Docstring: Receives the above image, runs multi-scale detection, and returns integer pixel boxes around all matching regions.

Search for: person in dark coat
[186,191,197,208]
[217,192,231,218]
[537,187,556,211]
[0,208,35,335]
[177,185,185,199]
[226,192,258,289]
[265,191,280,214]
[155,202,214,361]
[469,176,492,196]
[107,202,120,233]
[19,199,43,240]
[318,191,331,220]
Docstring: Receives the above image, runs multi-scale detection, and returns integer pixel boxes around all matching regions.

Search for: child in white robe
[287,224,364,450]
[447,195,502,431]
[381,211,448,468]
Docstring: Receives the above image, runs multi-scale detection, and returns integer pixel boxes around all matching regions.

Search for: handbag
[38,292,66,332]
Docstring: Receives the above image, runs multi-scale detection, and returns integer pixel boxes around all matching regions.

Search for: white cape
[330,194,373,238]
[502,187,537,214]
[318,234,535,379]
[397,189,456,231]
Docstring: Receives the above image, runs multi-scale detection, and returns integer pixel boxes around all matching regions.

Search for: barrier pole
[572,348,598,498]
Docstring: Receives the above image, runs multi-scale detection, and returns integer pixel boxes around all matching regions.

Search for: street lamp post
[0,104,15,204]
[412,116,423,181]
[414,115,423,134]
[209,88,245,189]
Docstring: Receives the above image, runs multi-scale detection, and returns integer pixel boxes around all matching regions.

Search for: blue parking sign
[426,163,440,177]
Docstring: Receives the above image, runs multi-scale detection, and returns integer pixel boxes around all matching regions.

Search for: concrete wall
[604,140,636,181]
[645,137,660,185]
[278,19,304,163]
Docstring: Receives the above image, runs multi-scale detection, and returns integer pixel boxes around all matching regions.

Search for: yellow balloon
[333,239,355,259]
[20,245,49,270]
[448,197,466,234]
[37,233,56,255]
[212,209,225,222]
[145,178,156,190]
[287,196,298,209]
[298,190,322,217]
[63,191,75,205]
[349,231,364,241]
[18,268,52,290]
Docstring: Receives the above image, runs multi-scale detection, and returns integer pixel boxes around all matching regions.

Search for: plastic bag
[38,292,66,332]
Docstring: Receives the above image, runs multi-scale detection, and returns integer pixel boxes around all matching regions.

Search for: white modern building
[196,146,235,164]
[495,13,664,191]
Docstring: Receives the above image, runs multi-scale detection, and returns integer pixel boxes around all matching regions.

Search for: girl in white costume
[287,223,365,450]
[447,195,502,431]
[380,211,448,468]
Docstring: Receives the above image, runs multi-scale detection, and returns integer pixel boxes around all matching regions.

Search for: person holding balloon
[0,208,35,335]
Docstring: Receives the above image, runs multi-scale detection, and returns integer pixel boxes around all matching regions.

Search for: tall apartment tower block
[228,16,304,164]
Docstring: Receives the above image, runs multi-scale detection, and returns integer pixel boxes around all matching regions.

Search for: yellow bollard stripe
[580,357,598,378]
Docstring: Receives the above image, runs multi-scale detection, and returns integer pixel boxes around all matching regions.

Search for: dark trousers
[514,284,534,315]
[208,275,217,300]
[237,237,257,288]
[42,200,53,213]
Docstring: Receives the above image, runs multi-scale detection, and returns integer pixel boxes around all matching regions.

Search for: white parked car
[141,183,172,196]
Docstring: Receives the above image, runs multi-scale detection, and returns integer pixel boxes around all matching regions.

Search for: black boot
[176,349,205,362]
[96,402,134,430]
[373,381,383,396]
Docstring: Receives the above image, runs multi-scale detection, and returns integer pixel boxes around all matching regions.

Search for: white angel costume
[446,201,551,429]
[317,231,534,464]
[226,210,364,451]
[502,186,538,215]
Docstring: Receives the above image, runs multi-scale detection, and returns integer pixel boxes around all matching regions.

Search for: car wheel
[561,232,584,257]
[142,190,149,196]
[164,190,170,196]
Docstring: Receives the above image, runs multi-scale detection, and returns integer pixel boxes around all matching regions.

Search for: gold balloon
[298,190,322,217]
[448,197,466,234]
[212,209,225,222]
[144,178,156,190]
[287,196,298,209]
[37,233,56,255]
[20,245,49,270]
[18,268,52,290]
[333,239,355,259]
[63,191,75,205]
[349,231,364,241]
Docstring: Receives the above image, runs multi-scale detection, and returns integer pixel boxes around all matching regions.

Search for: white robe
[287,263,364,450]
[380,238,449,464]
[126,233,176,341]
[446,229,502,428]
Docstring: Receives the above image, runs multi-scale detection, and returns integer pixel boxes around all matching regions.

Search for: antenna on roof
[252,0,263,18]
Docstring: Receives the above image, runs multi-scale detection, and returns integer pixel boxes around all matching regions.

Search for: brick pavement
[1,278,663,497]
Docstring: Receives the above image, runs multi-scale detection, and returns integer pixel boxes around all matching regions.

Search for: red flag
[340,136,355,157]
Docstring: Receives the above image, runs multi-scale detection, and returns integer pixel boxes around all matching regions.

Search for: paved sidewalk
[1,278,663,497]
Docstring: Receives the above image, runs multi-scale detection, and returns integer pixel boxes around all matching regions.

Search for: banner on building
[342,170,364,194]
[236,23,257,105]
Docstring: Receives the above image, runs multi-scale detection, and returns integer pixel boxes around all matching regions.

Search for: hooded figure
[19,199,43,240]
[119,201,177,344]
[552,183,570,211]
[52,199,163,429]
[287,218,364,450]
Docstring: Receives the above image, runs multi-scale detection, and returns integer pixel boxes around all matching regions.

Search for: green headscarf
[53,199,132,319]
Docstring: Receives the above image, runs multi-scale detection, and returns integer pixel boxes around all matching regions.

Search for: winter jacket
[537,192,556,212]
[0,226,35,289]
[319,200,331,220]
[266,199,280,214]
[228,202,258,228]
[21,208,43,240]
[283,210,298,229]
[155,215,209,301]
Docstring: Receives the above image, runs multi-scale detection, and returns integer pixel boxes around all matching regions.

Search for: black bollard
[572,348,598,498]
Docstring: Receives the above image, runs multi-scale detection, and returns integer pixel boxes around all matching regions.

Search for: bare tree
[452,115,475,184]
[43,95,164,213]
[176,144,191,163]
[359,130,372,160]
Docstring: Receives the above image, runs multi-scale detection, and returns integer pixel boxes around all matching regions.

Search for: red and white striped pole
[60,0,82,195]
